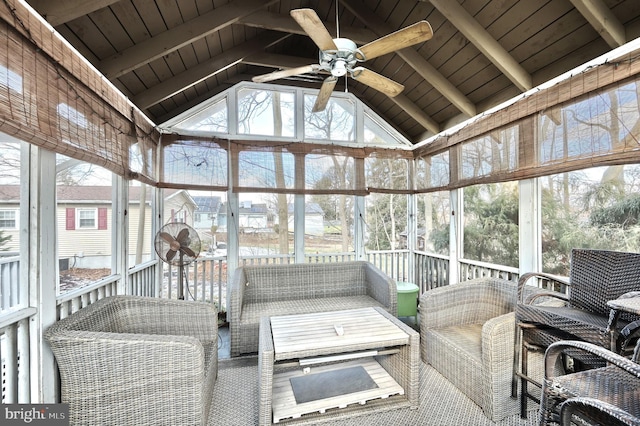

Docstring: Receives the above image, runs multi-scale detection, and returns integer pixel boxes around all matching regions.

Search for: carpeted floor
[209,356,541,426]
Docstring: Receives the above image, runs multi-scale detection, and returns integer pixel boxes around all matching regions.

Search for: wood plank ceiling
[24,0,640,144]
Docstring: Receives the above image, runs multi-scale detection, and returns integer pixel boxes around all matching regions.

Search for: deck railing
[0,254,20,312]
[459,258,520,282]
[2,252,522,321]
[414,251,450,294]
[56,275,120,320]
[128,259,159,297]
[161,255,227,311]
[0,307,36,403]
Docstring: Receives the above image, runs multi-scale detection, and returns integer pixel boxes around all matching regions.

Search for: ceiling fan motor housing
[319,38,363,77]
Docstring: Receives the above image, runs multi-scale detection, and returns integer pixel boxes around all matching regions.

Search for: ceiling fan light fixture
[332,60,348,77]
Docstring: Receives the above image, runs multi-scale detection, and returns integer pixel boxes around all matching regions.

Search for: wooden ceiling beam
[134,33,290,110]
[239,11,377,45]
[428,0,532,92]
[342,0,476,118]
[28,0,119,26]
[569,0,626,48]
[98,0,279,79]
[390,94,440,135]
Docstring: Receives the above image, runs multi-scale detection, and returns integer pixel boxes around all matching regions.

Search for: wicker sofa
[420,277,544,422]
[44,296,218,426]
[229,261,397,357]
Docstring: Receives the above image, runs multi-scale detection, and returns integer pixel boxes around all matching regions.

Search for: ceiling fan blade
[290,8,337,51]
[181,246,196,257]
[160,231,176,244]
[252,64,320,83]
[312,76,338,113]
[166,249,177,262]
[358,21,433,61]
[351,67,404,97]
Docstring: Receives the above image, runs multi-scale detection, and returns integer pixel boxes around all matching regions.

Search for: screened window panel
[237,89,295,137]
[365,157,409,190]
[415,152,450,190]
[304,96,355,141]
[130,137,156,181]
[305,154,355,191]
[238,150,295,189]
[163,140,227,187]
[539,81,640,165]
[172,97,228,133]
[416,191,450,255]
[460,125,518,179]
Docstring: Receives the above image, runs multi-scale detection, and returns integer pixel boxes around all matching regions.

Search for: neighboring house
[192,196,222,231]
[285,202,325,236]
[0,186,20,253]
[398,228,427,250]
[0,185,197,268]
[217,200,270,233]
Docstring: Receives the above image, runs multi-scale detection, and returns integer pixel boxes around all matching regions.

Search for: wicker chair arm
[525,291,569,305]
[229,267,248,323]
[482,312,515,363]
[544,340,640,381]
[47,329,205,351]
[560,397,640,426]
[363,262,397,315]
[517,272,569,303]
[618,319,640,362]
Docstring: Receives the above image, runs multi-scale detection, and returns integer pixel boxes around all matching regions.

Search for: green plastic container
[396,281,419,321]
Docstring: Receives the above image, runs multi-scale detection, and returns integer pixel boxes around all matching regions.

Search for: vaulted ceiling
[24,0,640,144]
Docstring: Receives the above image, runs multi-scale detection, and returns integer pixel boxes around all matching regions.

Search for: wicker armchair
[513,249,640,414]
[420,277,542,421]
[541,340,640,425]
[44,296,218,426]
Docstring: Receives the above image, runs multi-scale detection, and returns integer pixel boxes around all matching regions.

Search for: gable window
[0,209,17,229]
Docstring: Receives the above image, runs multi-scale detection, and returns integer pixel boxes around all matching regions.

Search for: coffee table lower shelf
[272,357,404,423]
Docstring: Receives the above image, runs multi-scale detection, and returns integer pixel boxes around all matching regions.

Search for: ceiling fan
[252,8,433,113]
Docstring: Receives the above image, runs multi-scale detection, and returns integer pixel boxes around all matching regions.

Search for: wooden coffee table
[257,307,420,425]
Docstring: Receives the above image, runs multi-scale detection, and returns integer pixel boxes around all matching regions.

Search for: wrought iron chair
[512,249,640,416]
[541,340,640,426]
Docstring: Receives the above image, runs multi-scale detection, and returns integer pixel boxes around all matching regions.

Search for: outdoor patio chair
[560,397,640,426]
[44,296,218,426]
[541,340,640,425]
[512,249,640,414]
[420,277,544,421]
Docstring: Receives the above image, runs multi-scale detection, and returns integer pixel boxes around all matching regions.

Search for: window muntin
[77,208,97,229]
[0,209,17,229]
